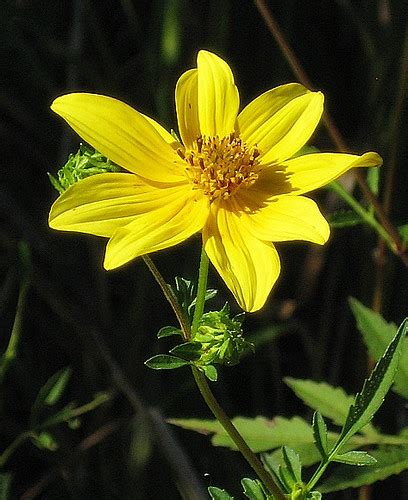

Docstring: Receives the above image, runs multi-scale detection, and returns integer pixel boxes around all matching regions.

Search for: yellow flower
[49,50,381,312]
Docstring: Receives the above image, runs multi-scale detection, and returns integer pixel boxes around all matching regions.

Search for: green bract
[194,304,253,366]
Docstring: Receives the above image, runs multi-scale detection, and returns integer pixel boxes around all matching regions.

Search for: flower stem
[142,255,191,340]
[329,181,395,252]
[192,368,285,499]
[191,248,209,336]
[190,246,285,499]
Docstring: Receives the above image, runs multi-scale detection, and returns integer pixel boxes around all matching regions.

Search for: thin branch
[253,0,408,266]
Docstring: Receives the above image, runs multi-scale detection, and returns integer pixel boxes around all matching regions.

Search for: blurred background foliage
[1,0,408,498]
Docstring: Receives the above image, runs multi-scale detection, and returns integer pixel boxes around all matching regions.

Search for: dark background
[1,0,408,498]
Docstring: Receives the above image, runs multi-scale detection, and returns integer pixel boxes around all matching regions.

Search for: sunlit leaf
[319,446,408,492]
[350,298,408,399]
[338,319,407,446]
[332,450,377,466]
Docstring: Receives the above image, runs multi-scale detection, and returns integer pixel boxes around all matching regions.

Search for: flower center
[179,133,260,201]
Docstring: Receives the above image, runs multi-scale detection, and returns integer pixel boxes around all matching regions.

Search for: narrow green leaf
[366,167,380,195]
[157,326,183,338]
[0,473,11,500]
[338,318,407,446]
[312,412,328,458]
[170,342,202,361]
[261,453,289,493]
[44,367,72,406]
[202,364,218,381]
[333,450,377,466]
[30,367,72,426]
[241,478,265,499]
[144,355,190,370]
[282,446,302,483]
[350,298,408,399]
[208,486,234,499]
[328,210,363,228]
[320,446,408,492]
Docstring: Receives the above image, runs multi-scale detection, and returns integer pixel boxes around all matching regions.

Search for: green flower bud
[193,304,253,366]
[48,144,121,194]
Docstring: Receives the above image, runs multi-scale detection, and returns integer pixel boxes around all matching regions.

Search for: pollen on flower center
[179,133,260,201]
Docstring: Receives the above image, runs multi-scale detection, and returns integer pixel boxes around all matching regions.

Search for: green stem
[0,431,37,467]
[192,367,285,499]
[329,181,395,252]
[189,246,285,499]
[0,278,29,383]
[143,255,191,340]
[191,248,209,336]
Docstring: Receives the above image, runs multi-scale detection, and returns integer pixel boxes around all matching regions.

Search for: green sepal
[332,450,377,466]
[157,326,183,339]
[208,486,234,499]
[312,412,328,458]
[144,354,190,370]
[170,342,202,361]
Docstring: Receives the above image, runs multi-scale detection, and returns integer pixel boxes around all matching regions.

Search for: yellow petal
[282,151,383,195]
[203,203,281,312]
[104,191,209,269]
[175,68,200,149]
[51,93,185,183]
[238,83,323,164]
[235,193,330,244]
[197,50,239,138]
[49,173,190,237]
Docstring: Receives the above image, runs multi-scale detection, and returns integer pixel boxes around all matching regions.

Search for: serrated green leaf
[170,342,202,361]
[328,210,363,228]
[350,298,408,399]
[285,378,352,427]
[312,412,328,458]
[168,416,315,452]
[202,364,218,381]
[282,446,302,483]
[30,367,72,426]
[398,223,408,243]
[144,355,190,370]
[338,318,407,446]
[0,473,11,500]
[333,450,377,466]
[319,446,408,492]
[208,486,234,499]
[241,478,265,499]
[157,326,183,338]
